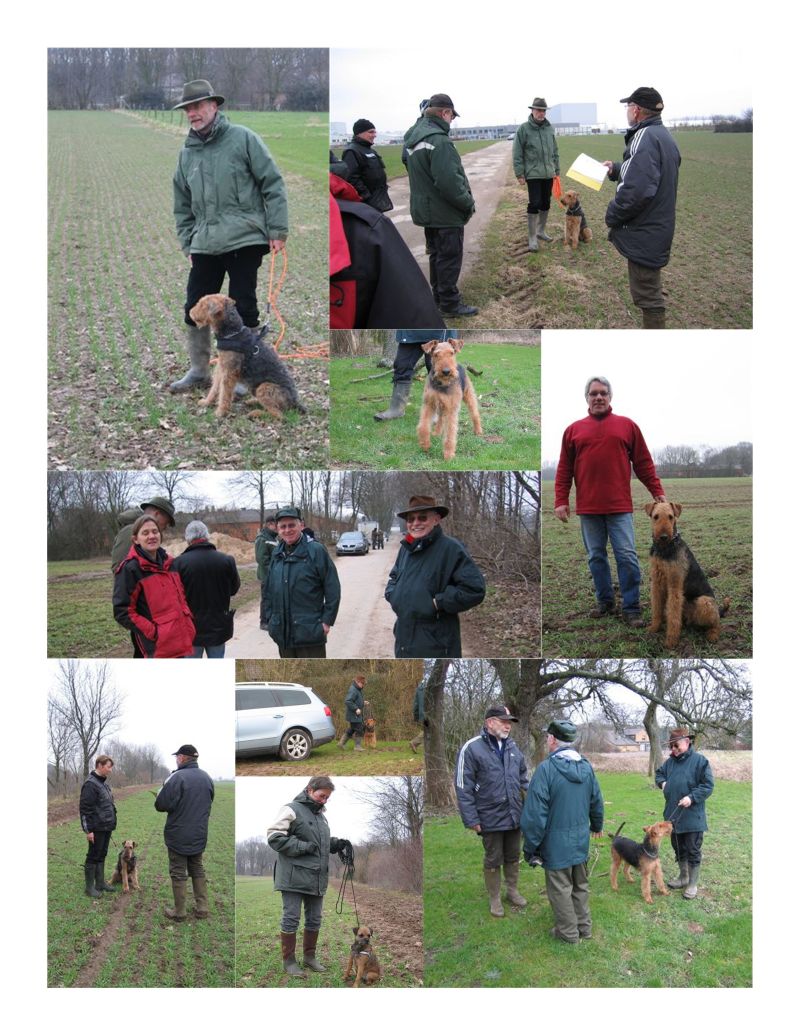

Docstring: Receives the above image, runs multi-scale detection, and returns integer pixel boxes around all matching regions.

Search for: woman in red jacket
[113,515,195,658]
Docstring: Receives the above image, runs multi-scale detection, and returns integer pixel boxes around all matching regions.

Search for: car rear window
[236,686,277,710]
[274,689,312,706]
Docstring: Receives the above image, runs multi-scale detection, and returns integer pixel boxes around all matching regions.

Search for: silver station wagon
[235,681,336,761]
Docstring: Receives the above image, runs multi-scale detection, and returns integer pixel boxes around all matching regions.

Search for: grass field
[457,131,752,328]
[48,110,329,470]
[48,783,235,987]
[424,771,751,988]
[329,344,540,470]
[236,875,422,987]
[237,739,424,776]
[541,477,752,658]
[47,558,261,658]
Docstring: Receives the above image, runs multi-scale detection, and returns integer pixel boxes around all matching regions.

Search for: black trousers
[671,830,704,865]
[424,227,464,308]
[393,344,432,385]
[526,178,553,214]
[85,829,112,866]
[184,245,268,327]
[279,644,327,658]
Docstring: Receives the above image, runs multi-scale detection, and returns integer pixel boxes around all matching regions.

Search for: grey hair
[185,519,210,541]
[584,376,612,401]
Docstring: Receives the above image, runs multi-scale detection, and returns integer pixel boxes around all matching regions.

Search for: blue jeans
[579,513,641,613]
[190,644,226,659]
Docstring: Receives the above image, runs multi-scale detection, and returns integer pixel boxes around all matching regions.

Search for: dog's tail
[718,596,731,618]
[608,822,625,838]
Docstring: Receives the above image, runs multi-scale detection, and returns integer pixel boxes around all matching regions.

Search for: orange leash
[267,248,329,360]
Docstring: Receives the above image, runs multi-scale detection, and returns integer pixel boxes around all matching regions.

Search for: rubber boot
[84,862,102,898]
[164,879,188,921]
[503,861,527,907]
[281,932,305,977]
[527,213,539,252]
[642,307,666,329]
[302,929,326,972]
[169,325,212,393]
[683,863,701,899]
[667,859,689,889]
[192,875,209,919]
[95,862,116,892]
[338,733,350,750]
[374,381,411,421]
[353,736,365,752]
[484,868,504,917]
[537,210,554,242]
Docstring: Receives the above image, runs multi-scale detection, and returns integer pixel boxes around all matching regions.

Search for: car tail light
[324,706,332,716]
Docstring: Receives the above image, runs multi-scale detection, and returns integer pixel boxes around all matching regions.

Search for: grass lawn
[424,772,751,987]
[237,738,424,776]
[330,343,540,470]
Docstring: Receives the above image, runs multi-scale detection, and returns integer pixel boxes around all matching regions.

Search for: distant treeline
[541,441,752,480]
[712,110,753,133]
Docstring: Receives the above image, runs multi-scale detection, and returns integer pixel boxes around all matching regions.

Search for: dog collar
[216,326,265,356]
[641,844,659,859]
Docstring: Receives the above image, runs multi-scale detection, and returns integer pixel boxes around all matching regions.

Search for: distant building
[330,121,348,143]
[549,102,598,126]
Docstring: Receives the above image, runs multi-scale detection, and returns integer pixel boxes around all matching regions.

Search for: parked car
[336,531,370,556]
[235,681,336,761]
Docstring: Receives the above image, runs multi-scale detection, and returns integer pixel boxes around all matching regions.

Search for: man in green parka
[169,79,288,393]
[512,97,560,252]
[520,720,604,943]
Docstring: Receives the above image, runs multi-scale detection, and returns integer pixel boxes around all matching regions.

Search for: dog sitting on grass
[559,189,593,249]
[343,926,381,987]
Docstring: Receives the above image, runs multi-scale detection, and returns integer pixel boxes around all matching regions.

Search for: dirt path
[337,882,423,985]
[388,140,512,278]
[226,546,398,659]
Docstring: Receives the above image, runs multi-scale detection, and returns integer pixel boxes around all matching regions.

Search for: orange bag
[552,175,562,200]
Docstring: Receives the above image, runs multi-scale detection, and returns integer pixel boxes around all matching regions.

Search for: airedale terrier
[188,294,306,419]
[610,821,673,904]
[645,501,731,649]
[343,926,381,987]
[110,840,140,892]
[417,339,482,461]
[558,189,593,249]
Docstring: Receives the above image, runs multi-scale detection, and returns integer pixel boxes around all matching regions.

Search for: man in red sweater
[555,376,666,625]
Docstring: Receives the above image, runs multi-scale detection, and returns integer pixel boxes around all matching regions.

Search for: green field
[237,739,424,776]
[542,477,752,657]
[329,344,540,470]
[48,110,329,470]
[425,771,751,987]
[48,783,235,987]
[47,558,261,658]
[456,131,752,328]
[373,138,498,180]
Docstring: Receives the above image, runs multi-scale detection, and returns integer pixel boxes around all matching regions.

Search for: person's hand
[517,176,526,186]
[523,846,543,867]
[471,824,481,834]
[322,623,330,635]
[270,239,286,253]
[86,832,95,843]
[601,160,614,171]
[555,504,570,523]
[591,831,604,839]
[355,709,361,716]
[679,796,692,808]
[655,495,667,503]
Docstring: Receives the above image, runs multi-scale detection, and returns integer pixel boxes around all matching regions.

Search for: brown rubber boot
[164,879,187,921]
[667,860,689,890]
[281,931,304,977]
[338,733,350,749]
[302,929,326,972]
[503,861,527,907]
[192,875,209,918]
[484,868,504,917]
[642,307,666,329]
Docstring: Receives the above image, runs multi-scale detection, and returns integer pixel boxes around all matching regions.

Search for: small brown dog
[610,821,673,904]
[645,500,731,648]
[188,293,306,420]
[110,840,140,892]
[558,189,593,249]
[343,926,381,987]
[417,339,482,462]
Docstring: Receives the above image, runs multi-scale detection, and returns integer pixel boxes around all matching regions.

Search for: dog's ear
[448,338,464,353]
[420,340,438,354]
[672,503,682,518]
[132,841,137,848]
[644,502,655,516]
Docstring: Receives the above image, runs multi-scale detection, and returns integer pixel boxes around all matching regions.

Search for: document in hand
[565,153,608,191]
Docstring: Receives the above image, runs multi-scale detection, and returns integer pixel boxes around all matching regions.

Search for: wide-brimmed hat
[396,495,449,519]
[529,97,549,110]
[275,505,303,522]
[172,744,199,757]
[140,496,176,526]
[547,719,578,742]
[668,727,693,746]
[485,705,518,722]
[173,79,225,110]
[619,87,664,111]
[428,93,460,117]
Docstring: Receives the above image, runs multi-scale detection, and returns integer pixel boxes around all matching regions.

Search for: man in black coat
[171,520,240,658]
[155,745,215,922]
[341,119,393,212]
[79,754,118,899]
[603,87,681,329]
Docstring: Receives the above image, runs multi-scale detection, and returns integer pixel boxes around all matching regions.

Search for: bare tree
[352,777,423,845]
[146,470,193,508]
[49,661,124,781]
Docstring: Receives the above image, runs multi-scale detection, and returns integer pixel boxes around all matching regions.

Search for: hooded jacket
[385,524,486,658]
[455,728,529,832]
[521,747,604,870]
[171,540,240,647]
[113,545,196,659]
[268,789,348,896]
[154,760,215,855]
[174,113,288,255]
[403,115,475,228]
[655,745,714,834]
[79,771,117,833]
[341,136,392,212]
[604,115,681,269]
[512,116,560,180]
[262,535,341,649]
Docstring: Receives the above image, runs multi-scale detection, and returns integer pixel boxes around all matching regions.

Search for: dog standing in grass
[609,821,672,904]
[417,338,482,461]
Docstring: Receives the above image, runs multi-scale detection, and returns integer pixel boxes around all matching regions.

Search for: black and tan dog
[110,839,140,892]
[417,339,482,462]
[645,500,731,648]
[610,821,673,904]
[343,926,381,987]
[189,293,307,420]
[558,189,593,249]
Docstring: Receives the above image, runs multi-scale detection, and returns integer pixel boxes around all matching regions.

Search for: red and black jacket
[113,545,196,658]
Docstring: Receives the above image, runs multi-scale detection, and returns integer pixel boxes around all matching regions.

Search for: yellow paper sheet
[565,152,608,191]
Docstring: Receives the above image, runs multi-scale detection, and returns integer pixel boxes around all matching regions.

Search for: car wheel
[279,728,312,761]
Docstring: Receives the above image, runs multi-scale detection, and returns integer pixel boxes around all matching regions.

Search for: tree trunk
[424,659,453,808]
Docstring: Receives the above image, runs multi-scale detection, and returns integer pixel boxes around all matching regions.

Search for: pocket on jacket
[292,619,325,644]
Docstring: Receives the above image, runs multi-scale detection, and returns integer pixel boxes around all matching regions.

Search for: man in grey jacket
[155,744,215,922]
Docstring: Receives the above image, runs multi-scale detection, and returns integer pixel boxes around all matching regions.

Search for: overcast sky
[331,47,751,135]
[541,333,751,464]
[48,660,235,779]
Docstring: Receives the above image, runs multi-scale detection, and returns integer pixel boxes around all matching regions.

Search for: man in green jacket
[339,674,366,751]
[169,80,288,393]
[404,94,478,317]
[520,720,604,943]
[512,97,560,252]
